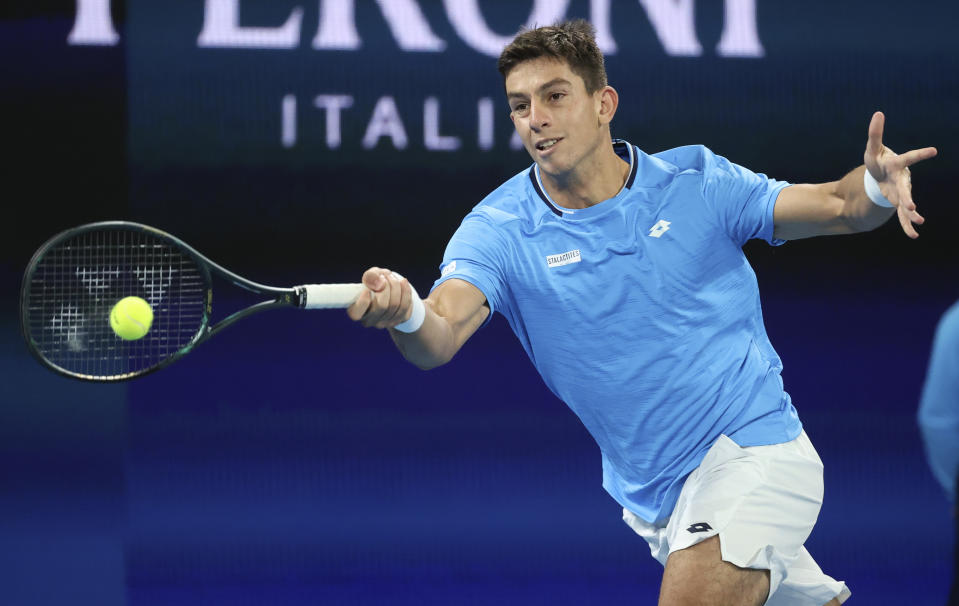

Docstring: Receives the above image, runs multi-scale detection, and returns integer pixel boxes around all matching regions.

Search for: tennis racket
[20,221,364,382]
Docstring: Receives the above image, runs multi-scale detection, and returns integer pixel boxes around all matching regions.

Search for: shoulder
[651,144,777,199]
[641,145,741,193]
[649,144,722,174]
[464,167,540,228]
[632,145,743,200]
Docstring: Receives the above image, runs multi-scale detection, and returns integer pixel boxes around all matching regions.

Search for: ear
[596,85,619,126]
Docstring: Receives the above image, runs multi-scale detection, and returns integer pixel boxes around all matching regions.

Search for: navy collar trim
[528,140,637,217]
[528,169,561,216]
[621,140,639,188]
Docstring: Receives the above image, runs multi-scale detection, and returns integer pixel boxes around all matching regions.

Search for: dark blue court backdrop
[3,2,958,605]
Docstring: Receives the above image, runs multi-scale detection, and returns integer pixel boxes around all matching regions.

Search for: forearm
[776,111,934,241]
[384,280,490,371]
[349,270,489,369]
[388,303,458,370]
[834,165,896,233]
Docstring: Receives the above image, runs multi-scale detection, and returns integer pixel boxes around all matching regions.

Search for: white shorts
[622,432,851,606]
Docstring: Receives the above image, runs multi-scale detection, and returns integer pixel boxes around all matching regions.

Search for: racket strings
[25,228,208,379]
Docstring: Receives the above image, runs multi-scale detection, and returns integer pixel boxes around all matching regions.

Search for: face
[505,57,612,179]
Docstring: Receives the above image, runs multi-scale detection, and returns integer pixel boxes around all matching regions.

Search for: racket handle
[297,283,365,309]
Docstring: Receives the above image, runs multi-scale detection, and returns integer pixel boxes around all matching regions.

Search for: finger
[346,287,372,322]
[898,206,919,239]
[865,111,885,159]
[898,173,925,226]
[897,171,915,212]
[363,273,395,327]
[897,208,919,240]
[898,146,938,168]
[385,272,413,326]
[363,296,390,327]
[372,272,411,328]
[374,273,403,327]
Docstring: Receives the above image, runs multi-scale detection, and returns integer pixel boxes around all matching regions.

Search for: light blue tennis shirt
[919,301,959,503]
[432,141,802,522]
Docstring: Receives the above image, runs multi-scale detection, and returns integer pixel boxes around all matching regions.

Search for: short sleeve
[701,149,790,247]
[430,212,510,326]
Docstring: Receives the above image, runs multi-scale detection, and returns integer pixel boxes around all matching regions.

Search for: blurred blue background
[3,1,957,605]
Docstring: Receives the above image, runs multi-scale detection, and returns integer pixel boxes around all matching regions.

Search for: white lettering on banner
[282,94,297,147]
[477,98,495,151]
[71,0,764,58]
[289,94,525,152]
[424,98,461,151]
[68,0,119,45]
[590,0,616,53]
[314,94,355,149]
[510,130,524,151]
[717,0,764,57]
[313,0,445,51]
[362,97,408,149]
[443,0,570,58]
[197,0,303,49]
[635,0,701,56]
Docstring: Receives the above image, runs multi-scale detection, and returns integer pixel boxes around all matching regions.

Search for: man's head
[497,20,607,95]
[498,21,618,180]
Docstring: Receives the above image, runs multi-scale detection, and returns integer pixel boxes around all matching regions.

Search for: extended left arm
[773,112,937,241]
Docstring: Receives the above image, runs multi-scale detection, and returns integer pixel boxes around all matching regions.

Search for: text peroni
[70,0,764,58]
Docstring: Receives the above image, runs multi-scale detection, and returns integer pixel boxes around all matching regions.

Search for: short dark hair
[497,20,608,93]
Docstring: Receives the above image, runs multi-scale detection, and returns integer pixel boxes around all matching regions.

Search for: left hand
[864,111,938,238]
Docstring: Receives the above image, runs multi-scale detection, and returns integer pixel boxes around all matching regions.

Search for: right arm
[347,267,489,370]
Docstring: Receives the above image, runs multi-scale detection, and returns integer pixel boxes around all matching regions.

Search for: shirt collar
[528,139,637,217]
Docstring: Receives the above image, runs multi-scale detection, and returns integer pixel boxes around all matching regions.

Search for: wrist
[393,286,426,333]
[863,169,894,208]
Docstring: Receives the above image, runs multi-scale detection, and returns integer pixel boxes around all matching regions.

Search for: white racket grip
[299,283,365,309]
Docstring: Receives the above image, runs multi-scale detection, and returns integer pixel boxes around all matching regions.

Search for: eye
[512,103,529,115]
[549,92,565,101]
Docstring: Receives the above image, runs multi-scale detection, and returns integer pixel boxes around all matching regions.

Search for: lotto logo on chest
[648,219,671,238]
[546,249,581,268]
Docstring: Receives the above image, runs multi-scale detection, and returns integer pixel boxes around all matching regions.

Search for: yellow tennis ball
[110,296,153,340]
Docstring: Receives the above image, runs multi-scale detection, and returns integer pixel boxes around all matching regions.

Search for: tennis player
[919,301,959,605]
[347,20,937,606]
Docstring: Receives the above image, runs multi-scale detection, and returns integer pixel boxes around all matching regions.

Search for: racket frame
[20,221,308,382]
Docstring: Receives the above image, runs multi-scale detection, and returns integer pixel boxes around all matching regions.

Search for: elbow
[411,358,450,371]
[393,330,454,371]
[406,349,454,371]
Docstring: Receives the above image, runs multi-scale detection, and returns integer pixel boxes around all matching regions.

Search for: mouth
[535,138,562,152]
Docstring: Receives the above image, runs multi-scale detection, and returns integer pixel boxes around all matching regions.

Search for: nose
[528,101,550,132]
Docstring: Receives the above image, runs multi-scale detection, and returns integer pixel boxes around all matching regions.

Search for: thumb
[362,267,388,292]
[865,111,885,161]
[346,287,372,322]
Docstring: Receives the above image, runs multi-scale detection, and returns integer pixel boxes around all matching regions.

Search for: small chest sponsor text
[546,249,581,268]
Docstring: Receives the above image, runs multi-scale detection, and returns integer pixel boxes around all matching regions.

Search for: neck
[540,141,630,210]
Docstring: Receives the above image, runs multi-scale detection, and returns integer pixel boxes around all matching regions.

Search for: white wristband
[864,169,894,208]
[393,284,426,333]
